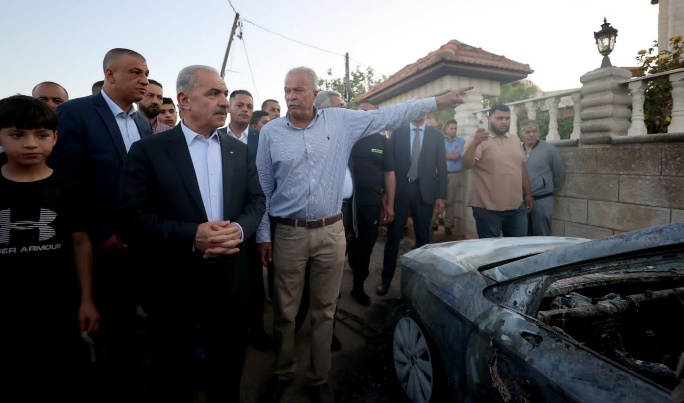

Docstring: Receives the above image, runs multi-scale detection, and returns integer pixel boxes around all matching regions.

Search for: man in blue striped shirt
[256,65,472,403]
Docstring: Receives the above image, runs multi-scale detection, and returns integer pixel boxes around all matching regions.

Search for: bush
[636,37,684,133]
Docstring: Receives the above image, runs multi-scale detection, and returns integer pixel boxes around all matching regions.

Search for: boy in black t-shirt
[0,95,99,401]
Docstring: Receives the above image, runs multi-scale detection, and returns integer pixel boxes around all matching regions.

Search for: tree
[318,66,385,110]
[635,36,684,133]
[483,80,540,108]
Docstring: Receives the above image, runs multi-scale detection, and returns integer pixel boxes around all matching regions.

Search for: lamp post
[594,18,618,68]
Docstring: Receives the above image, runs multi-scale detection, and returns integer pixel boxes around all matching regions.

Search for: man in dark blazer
[117,65,265,402]
[47,48,153,402]
[378,114,447,295]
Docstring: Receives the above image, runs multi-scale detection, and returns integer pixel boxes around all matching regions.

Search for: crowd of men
[0,46,566,402]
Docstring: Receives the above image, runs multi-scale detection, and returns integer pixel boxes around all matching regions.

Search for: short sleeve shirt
[465,133,526,211]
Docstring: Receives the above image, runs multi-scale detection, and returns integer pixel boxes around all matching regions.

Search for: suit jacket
[390,125,447,204]
[47,92,153,245]
[116,125,266,305]
[218,126,259,157]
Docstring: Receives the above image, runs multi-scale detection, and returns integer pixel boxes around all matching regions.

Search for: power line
[240,33,260,101]
[224,1,374,80]
[226,0,237,14]
[241,17,346,58]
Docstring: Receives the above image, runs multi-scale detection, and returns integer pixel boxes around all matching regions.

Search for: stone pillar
[628,80,648,136]
[509,104,518,134]
[570,92,582,139]
[525,101,537,120]
[546,97,560,140]
[659,0,670,51]
[668,71,684,133]
[579,67,632,138]
[458,91,485,138]
[669,0,684,50]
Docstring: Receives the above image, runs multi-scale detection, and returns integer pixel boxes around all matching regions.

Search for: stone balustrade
[470,66,684,140]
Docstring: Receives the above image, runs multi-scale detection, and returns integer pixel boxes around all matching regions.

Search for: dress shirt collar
[180,119,220,145]
[101,89,137,118]
[227,124,249,144]
[285,107,321,129]
[409,122,427,132]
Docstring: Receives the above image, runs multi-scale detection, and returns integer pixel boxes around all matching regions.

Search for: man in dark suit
[117,65,265,402]
[218,89,272,352]
[378,114,447,295]
[47,48,152,402]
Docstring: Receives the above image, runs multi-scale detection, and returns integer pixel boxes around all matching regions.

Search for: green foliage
[635,36,684,133]
[483,81,540,109]
[535,115,573,140]
[318,66,385,110]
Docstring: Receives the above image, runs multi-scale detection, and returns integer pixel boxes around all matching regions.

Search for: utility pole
[344,52,351,104]
[220,13,240,79]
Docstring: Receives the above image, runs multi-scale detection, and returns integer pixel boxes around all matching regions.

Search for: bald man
[32,81,69,109]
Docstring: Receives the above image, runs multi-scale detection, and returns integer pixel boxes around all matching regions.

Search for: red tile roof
[359,39,534,103]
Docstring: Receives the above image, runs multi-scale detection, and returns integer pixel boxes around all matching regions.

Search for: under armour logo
[0,208,57,243]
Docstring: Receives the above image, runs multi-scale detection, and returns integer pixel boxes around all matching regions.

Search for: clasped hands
[194,220,243,258]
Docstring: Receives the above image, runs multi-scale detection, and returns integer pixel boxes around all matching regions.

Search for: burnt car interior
[531,248,684,391]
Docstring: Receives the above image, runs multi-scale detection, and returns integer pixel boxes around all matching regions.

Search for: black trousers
[246,233,266,334]
[347,204,382,288]
[146,261,248,403]
[382,181,434,286]
[92,253,147,403]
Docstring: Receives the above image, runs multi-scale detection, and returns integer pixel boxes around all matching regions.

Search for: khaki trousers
[432,172,461,229]
[272,219,346,385]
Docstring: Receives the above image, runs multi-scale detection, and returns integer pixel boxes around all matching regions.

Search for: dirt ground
[232,221,463,403]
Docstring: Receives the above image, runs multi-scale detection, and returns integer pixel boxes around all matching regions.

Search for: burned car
[393,223,684,402]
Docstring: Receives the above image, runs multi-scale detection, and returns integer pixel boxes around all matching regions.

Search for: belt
[276,212,343,229]
[448,171,460,174]
[533,192,554,200]
[342,198,351,205]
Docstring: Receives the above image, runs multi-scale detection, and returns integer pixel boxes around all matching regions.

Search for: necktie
[408,127,421,181]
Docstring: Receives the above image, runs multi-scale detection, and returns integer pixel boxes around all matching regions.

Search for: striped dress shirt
[256,97,437,243]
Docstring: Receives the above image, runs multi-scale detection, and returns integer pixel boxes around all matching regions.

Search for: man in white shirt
[225,90,254,143]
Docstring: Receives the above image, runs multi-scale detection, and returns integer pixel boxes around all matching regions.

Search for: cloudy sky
[0,0,658,107]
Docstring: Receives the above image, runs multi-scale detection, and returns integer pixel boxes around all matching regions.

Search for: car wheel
[393,316,441,403]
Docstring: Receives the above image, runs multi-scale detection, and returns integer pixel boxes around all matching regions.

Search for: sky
[0,0,659,108]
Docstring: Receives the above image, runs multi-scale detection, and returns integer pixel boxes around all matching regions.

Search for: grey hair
[314,90,342,110]
[285,66,318,90]
[102,48,145,73]
[176,65,220,96]
[520,119,538,129]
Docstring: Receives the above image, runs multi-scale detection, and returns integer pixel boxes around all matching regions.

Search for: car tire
[393,316,446,403]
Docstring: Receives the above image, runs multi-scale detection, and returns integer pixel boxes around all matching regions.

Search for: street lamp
[594,18,618,68]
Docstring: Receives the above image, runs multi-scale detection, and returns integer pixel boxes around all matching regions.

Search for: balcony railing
[472,67,684,139]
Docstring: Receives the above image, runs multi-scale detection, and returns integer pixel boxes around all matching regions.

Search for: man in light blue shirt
[256,65,472,402]
[432,119,465,235]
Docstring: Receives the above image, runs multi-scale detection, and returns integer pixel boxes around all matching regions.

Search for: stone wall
[457,133,684,240]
